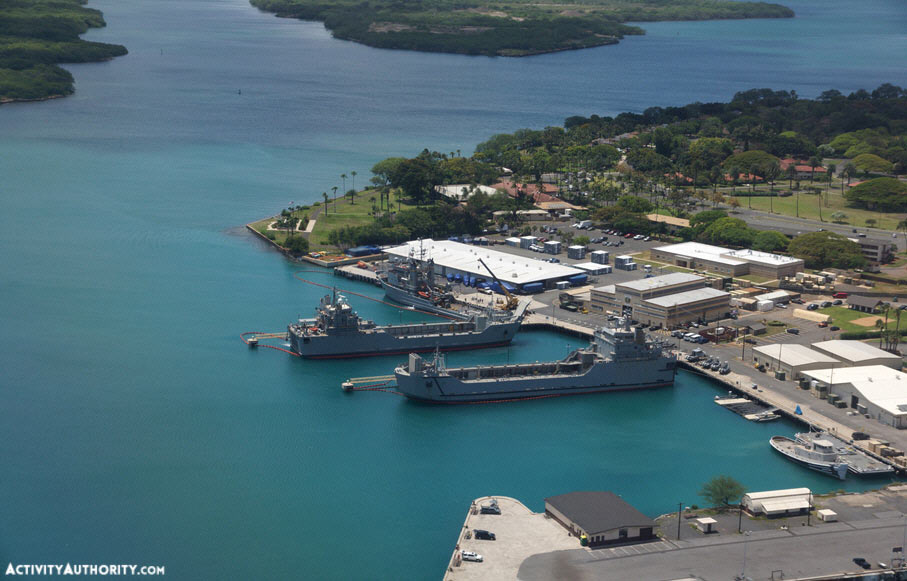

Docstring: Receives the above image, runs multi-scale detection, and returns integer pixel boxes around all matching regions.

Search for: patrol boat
[287,291,527,359]
[393,319,676,403]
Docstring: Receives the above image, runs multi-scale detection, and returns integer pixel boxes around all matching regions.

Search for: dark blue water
[1,0,905,577]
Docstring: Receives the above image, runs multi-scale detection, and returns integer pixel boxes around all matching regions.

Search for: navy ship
[393,320,676,402]
[287,291,528,359]
[379,254,467,320]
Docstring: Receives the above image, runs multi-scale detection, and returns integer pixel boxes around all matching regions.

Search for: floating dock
[333,264,382,286]
[714,396,780,422]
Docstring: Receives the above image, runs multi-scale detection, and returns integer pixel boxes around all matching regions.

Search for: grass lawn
[309,190,418,246]
[735,273,775,284]
[817,305,888,333]
[729,186,905,231]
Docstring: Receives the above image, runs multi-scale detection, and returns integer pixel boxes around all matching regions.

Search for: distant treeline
[0,0,127,101]
[251,0,792,57]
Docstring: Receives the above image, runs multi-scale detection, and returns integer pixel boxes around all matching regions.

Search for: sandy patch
[368,22,415,33]
[851,315,893,327]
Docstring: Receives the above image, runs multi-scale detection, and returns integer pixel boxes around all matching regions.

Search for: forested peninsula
[250,0,794,57]
[0,0,127,103]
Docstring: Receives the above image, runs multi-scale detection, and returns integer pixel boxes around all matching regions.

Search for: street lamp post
[677,502,683,540]
[738,530,752,581]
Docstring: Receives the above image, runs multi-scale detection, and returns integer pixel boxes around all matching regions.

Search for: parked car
[833,292,849,299]
[821,301,833,308]
[461,551,483,562]
[791,298,804,304]
[830,326,840,331]
[786,328,800,335]
[852,557,870,570]
[480,502,501,515]
[473,529,496,541]
[807,304,819,311]
[833,299,843,305]
[818,321,828,328]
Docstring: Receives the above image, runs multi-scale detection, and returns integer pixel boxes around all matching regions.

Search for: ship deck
[799,432,895,475]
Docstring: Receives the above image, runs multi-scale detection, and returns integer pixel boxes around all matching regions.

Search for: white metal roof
[723,248,802,266]
[744,488,811,501]
[810,340,903,364]
[754,290,792,302]
[384,239,583,285]
[617,272,703,292]
[593,285,616,295]
[645,287,729,307]
[802,366,907,417]
[760,497,811,513]
[654,242,746,266]
[753,344,839,367]
[574,262,608,272]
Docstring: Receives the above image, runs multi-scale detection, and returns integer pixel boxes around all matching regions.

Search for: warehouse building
[810,340,903,370]
[383,239,585,291]
[545,491,656,548]
[742,488,811,517]
[590,272,730,327]
[801,366,907,428]
[651,242,804,279]
[752,344,839,380]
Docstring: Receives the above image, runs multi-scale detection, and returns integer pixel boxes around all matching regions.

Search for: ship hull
[381,280,468,320]
[769,436,848,480]
[395,358,676,403]
[290,320,520,359]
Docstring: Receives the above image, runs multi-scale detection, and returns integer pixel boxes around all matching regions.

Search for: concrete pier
[333,264,382,286]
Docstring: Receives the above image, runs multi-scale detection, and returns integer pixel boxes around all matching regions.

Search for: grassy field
[250,190,418,249]
[729,186,905,231]
[816,305,891,333]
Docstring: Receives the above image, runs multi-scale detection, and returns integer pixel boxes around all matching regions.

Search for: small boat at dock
[770,435,850,480]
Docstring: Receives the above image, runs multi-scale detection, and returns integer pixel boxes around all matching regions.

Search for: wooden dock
[333,264,382,286]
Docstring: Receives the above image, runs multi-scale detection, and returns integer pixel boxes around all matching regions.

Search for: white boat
[770,435,849,480]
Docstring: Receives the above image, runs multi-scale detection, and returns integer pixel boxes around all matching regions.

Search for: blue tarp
[522,282,544,294]
[568,274,588,286]
[346,245,379,257]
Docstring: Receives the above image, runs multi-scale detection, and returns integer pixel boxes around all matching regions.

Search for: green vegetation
[251,0,793,57]
[845,177,907,212]
[817,306,879,334]
[699,475,745,510]
[787,231,866,269]
[0,0,127,101]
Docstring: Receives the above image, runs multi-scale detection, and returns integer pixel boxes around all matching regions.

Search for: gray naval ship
[287,291,528,359]
[379,255,468,320]
[394,319,677,402]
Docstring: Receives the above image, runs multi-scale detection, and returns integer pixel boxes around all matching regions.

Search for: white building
[651,241,804,278]
[810,340,903,369]
[752,344,839,379]
[434,184,497,201]
[743,488,812,517]
[801,366,907,428]
[383,239,585,290]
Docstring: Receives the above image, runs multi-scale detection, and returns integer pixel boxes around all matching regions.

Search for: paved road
[732,207,905,252]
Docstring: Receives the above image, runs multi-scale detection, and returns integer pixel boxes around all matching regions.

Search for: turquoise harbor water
[1,0,906,578]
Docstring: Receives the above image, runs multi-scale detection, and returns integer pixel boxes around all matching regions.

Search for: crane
[477,258,519,310]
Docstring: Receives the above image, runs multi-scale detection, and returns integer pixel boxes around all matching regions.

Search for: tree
[332,185,338,210]
[845,177,907,211]
[574,235,590,246]
[340,173,347,197]
[322,192,329,213]
[788,231,867,269]
[700,217,754,247]
[699,475,745,510]
[830,211,848,224]
[284,235,309,256]
[752,230,789,252]
[351,171,357,198]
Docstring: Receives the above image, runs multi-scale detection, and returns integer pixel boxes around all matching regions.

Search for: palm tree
[898,219,907,239]
[322,192,329,213]
[764,163,780,214]
[351,170,357,197]
[340,174,347,198]
[808,155,822,183]
[331,186,338,211]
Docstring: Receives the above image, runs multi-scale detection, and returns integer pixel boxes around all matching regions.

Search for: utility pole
[677,502,683,540]
[738,503,743,533]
